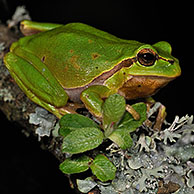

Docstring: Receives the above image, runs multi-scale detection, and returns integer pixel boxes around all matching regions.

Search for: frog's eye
[137,49,157,66]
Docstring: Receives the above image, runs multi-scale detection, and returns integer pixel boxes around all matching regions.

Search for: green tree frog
[4,20,181,118]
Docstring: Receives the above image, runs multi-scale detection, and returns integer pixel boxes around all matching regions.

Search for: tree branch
[0,23,96,194]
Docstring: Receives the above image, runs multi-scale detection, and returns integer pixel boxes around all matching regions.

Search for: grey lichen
[0,88,14,102]
[76,113,194,194]
[186,170,194,188]
[0,44,14,102]
[76,178,97,193]
[7,6,31,28]
[29,107,56,140]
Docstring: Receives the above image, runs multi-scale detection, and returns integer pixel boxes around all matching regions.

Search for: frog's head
[118,41,181,99]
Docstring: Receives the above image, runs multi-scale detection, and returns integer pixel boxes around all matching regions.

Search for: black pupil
[142,53,155,62]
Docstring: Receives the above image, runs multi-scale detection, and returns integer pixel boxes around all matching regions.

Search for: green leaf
[59,126,72,137]
[108,103,147,149]
[108,128,133,149]
[59,114,99,137]
[102,94,126,131]
[90,154,116,182]
[61,127,104,154]
[118,102,147,132]
[59,114,99,128]
[59,155,92,174]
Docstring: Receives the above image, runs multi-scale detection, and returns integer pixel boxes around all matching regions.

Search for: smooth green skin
[4,20,181,118]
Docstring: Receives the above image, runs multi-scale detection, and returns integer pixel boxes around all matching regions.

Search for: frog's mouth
[118,75,175,100]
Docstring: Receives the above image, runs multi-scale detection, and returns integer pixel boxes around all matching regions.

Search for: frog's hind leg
[4,50,69,118]
[20,20,63,36]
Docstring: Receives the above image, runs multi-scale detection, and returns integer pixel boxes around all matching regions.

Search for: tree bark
[0,23,100,194]
[0,24,40,133]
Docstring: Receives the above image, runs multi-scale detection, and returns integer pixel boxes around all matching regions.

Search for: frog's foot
[145,97,156,109]
[57,102,85,115]
[153,104,166,131]
[145,98,167,131]
[20,20,62,36]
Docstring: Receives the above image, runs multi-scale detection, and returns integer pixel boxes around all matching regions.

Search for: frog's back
[17,23,142,88]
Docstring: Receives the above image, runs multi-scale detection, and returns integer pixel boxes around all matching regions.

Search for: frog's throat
[118,75,174,100]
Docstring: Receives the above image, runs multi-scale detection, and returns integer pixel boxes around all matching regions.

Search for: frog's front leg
[145,97,167,131]
[153,104,166,131]
[81,85,141,120]
[80,85,113,118]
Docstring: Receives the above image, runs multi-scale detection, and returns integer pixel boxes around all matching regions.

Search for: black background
[0,0,193,193]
